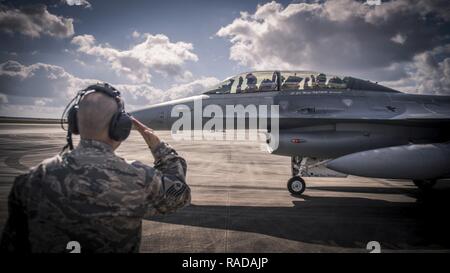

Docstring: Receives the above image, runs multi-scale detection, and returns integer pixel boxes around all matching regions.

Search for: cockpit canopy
[204,71,399,94]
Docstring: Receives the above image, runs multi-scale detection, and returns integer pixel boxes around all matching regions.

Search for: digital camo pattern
[0,139,190,253]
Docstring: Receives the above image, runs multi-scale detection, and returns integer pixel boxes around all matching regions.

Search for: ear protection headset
[61,82,132,152]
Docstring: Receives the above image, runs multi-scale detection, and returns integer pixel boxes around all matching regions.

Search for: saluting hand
[131,117,161,150]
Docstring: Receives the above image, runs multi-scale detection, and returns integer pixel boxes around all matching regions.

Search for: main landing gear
[287,156,307,195]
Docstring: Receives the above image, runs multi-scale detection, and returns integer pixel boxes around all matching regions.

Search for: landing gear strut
[413,179,437,191]
[287,156,307,195]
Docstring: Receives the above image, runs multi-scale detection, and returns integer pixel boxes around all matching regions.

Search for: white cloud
[0,60,90,99]
[164,77,220,101]
[412,54,450,95]
[378,45,450,95]
[217,0,450,94]
[391,33,407,45]
[0,4,74,38]
[0,60,158,105]
[0,60,219,117]
[34,98,53,106]
[132,30,140,38]
[64,0,91,8]
[71,33,199,84]
[0,60,32,79]
[75,59,87,66]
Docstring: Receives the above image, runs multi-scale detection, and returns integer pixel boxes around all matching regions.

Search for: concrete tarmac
[0,123,449,252]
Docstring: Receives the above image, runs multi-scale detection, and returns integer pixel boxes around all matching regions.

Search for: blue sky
[1,0,449,117]
[1,0,297,84]
[1,0,264,83]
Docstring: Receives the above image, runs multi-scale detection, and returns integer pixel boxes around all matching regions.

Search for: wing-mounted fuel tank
[326,143,450,180]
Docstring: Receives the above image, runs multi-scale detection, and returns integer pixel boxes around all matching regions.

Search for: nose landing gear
[288,156,307,195]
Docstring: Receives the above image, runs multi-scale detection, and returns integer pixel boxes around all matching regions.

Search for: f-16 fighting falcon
[131,71,450,195]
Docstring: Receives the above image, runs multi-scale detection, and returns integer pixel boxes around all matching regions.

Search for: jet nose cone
[131,105,169,130]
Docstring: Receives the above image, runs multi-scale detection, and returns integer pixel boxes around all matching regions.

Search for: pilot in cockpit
[272,71,277,83]
[303,77,311,89]
[316,73,327,88]
[259,72,278,91]
[236,76,243,93]
[310,74,316,88]
[245,73,257,92]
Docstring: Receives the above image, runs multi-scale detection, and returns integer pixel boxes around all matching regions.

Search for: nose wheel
[287,176,306,195]
[288,155,307,195]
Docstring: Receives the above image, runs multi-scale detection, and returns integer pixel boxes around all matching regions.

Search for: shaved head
[78,92,118,140]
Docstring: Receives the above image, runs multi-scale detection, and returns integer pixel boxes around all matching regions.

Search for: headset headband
[80,83,124,107]
[82,83,120,97]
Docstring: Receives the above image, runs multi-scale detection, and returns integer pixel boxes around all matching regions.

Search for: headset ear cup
[109,112,132,141]
[67,106,79,135]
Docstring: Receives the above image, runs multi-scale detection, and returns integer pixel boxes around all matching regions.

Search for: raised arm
[131,117,190,216]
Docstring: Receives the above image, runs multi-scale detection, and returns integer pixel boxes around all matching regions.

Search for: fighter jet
[131,70,450,195]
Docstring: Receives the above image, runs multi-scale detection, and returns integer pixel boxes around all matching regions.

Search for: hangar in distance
[131,70,450,195]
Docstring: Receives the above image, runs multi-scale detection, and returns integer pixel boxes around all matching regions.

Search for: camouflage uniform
[0,139,190,253]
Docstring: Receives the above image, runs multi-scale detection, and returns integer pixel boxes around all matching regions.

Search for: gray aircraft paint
[327,143,450,179]
[131,72,450,180]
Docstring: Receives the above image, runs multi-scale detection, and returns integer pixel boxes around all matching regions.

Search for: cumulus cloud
[391,33,407,45]
[217,0,450,94]
[64,0,91,8]
[0,60,219,117]
[382,45,450,94]
[71,33,199,84]
[0,60,157,107]
[412,46,450,94]
[0,4,74,38]
[0,60,89,99]
[164,77,220,101]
